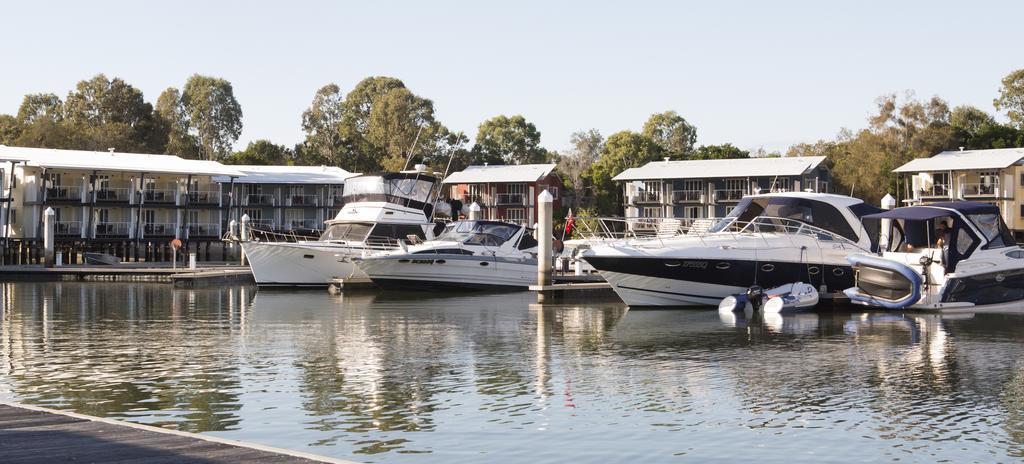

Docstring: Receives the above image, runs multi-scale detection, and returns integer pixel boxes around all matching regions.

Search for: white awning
[443,164,557,184]
[893,148,1024,173]
[613,156,826,181]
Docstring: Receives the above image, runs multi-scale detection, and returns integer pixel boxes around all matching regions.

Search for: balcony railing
[142,222,177,237]
[288,219,318,230]
[247,219,275,230]
[962,183,1000,198]
[46,185,83,201]
[714,189,747,202]
[95,222,131,237]
[917,185,952,199]
[95,187,131,202]
[142,188,177,203]
[56,220,81,236]
[286,194,317,206]
[460,194,491,206]
[631,191,663,203]
[187,222,220,237]
[671,190,703,203]
[186,190,221,206]
[495,193,526,206]
[244,194,275,206]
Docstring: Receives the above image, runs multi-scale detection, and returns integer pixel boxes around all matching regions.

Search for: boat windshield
[709,196,859,241]
[342,175,437,204]
[320,222,374,242]
[437,221,521,247]
[967,213,1016,249]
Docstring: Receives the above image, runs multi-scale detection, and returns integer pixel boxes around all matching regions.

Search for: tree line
[1,70,1023,214]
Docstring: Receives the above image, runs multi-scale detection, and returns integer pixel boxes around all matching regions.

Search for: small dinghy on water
[719,282,820,313]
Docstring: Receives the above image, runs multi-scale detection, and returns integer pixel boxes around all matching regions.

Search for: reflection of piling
[536,190,553,302]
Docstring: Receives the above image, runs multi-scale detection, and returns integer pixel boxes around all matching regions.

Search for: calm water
[2,282,1024,463]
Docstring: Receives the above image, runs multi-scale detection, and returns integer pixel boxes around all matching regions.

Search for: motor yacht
[582,192,882,306]
[353,220,539,290]
[241,171,441,286]
[844,202,1024,312]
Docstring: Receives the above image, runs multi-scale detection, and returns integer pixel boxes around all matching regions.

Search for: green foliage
[471,115,547,165]
[691,143,749,160]
[585,131,663,214]
[642,111,697,158]
[994,68,1024,129]
[17,93,63,124]
[0,115,24,145]
[300,84,347,166]
[222,140,294,165]
[557,129,604,206]
[180,74,244,160]
[156,87,201,159]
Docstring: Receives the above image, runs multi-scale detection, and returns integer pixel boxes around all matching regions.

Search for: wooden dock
[0,402,356,464]
[0,264,253,285]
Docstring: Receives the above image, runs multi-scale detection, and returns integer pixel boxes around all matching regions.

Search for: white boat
[581,192,882,307]
[353,220,540,290]
[844,202,1024,312]
[241,171,441,286]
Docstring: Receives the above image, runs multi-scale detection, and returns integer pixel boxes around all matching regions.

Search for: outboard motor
[719,285,764,313]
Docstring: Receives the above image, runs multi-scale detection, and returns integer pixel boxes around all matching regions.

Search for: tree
[0,115,23,145]
[300,84,347,166]
[222,140,293,165]
[155,87,201,158]
[557,129,603,205]
[641,111,697,158]
[950,105,996,138]
[180,74,243,160]
[471,115,547,165]
[17,93,63,124]
[60,74,165,153]
[585,131,663,214]
[786,140,842,158]
[994,68,1024,129]
[691,143,749,160]
[367,87,440,172]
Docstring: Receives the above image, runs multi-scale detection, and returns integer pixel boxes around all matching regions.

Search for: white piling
[879,193,896,250]
[43,207,55,268]
[536,190,553,302]
[239,214,250,266]
[468,202,482,220]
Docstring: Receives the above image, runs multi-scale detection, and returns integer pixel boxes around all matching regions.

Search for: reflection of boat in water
[241,170,441,286]
[354,220,539,290]
[583,192,882,307]
[844,202,1024,313]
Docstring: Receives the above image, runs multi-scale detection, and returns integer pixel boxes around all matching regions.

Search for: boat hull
[241,241,365,286]
[356,254,537,290]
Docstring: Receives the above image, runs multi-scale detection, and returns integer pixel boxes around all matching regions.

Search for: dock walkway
[0,402,355,464]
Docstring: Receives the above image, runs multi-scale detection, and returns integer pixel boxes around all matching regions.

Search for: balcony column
[134,171,145,246]
[182,174,192,241]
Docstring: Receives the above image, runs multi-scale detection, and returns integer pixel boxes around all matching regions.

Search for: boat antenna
[402,125,425,172]
[442,132,466,180]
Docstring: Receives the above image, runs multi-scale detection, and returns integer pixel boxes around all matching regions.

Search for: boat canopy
[341,173,439,215]
[436,220,527,247]
[712,195,874,244]
[862,202,1000,220]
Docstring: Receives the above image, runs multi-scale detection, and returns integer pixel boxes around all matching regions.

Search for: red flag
[564,208,575,236]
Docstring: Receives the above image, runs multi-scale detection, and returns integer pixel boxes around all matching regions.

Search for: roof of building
[212,165,358,184]
[612,156,827,181]
[0,145,245,177]
[442,164,557,184]
[893,148,1024,173]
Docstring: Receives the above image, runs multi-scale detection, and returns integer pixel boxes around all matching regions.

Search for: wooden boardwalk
[0,403,355,464]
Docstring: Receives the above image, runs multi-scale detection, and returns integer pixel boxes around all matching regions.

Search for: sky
[1,0,1022,155]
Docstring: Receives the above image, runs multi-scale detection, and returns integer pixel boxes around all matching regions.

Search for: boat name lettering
[680,260,707,269]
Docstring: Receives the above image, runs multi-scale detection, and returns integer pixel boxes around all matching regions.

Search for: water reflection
[2,283,1024,462]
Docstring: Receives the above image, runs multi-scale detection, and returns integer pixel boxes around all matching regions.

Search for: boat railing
[626,216,869,252]
[565,216,723,242]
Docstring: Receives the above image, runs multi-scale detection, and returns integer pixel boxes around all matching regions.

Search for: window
[505,208,526,224]
[507,183,526,195]
[681,206,701,219]
[188,210,200,225]
[770,177,791,192]
[97,208,109,224]
[1020,173,1024,186]
[96,175,110,191]
[143,209,155,225]
[285,209,305,229]
[642,206,663,218]
[546,187,558,199]
[725,179,746,191]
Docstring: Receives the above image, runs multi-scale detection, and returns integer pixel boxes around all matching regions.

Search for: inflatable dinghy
[843,254,922,309]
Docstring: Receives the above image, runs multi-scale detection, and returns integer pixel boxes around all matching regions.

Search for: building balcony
[495,193,526,206]
[671,190,704,203]
[142,188,177,204]
[187,222,220,237]
[243,194,275,206]
[961,183,1002,199]
[95,222,131,238]
[285,194,317,207]
[246,219,275,230]
[460,194,491,207]
[287,219,318,230]
[917,186,952,200]
[630,192,664,204]
[56,220,82,237]
[186,190,221,206]
[714,189,746,202]
[46,185,84,202]
[142,222,177,238]
[95,187,131,203]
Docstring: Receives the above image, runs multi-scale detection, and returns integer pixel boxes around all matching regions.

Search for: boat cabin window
[711,197,859,241]
[341,175,437,208]
[516,230,538,250]
[438,221,521,247]
[320,222,374,241]
[886,217,952,252]
[369,224,427,241]
[967,213,1015,249]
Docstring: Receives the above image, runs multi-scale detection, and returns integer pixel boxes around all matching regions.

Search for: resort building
[214,165,357,233]
[443,164,562,225]
[894,147,1024,239]
[0,145,244,243]
[613,156,830,220]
